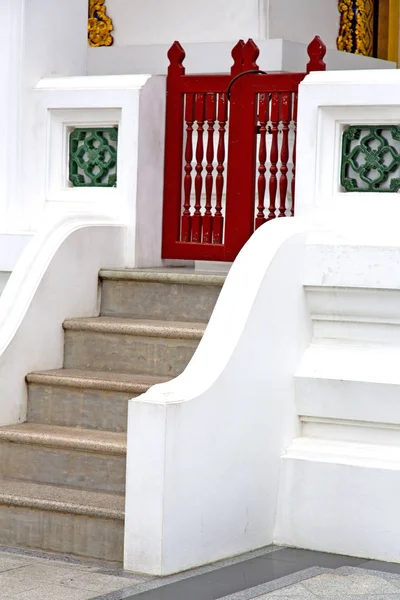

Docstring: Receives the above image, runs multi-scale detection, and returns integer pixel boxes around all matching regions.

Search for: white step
[305,285,400,346]
[296,342,400,425]
[296,282,400,425]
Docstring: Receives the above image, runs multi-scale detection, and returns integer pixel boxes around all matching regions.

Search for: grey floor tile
[30,558,97,572]
[0,552,97,573]
[93,568,150,582]
[253,582,317,598]
[267,548,365,569]
[88,550,287,600]
[5,545,400,600]
[218,568,331,600]
[116,557,316,600]
[302,571,400,596]
[0,571,38,596]
[10,583,96,600]
[0,555,32,573]
[255,595,314,599]
[359,561,400,575]
[255,590,317,600]
[317,596,400,600]
[61,572,143,593]
[0,546,118,572]
[3,562,91,583]
[0,562,94,596]
[336,565,400,583]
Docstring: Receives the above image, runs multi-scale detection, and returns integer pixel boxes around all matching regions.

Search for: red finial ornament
[306,36,326,73]
[242,39,260,71]
[167,41,186,77]
[231,39,245,76]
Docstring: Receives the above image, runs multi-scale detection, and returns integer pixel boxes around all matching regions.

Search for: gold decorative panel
[337,0,355,52]
[88,0,114,47]
[337,0,374,56]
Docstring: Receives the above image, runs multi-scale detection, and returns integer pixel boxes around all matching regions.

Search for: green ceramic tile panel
[69,127,118,187]
[341,125,400,192]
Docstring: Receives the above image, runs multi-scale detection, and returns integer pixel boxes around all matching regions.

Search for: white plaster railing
[0,74,167,425]
[295,68,400,243]
[21,74,166,267]
[0,74,166,262]
[0,215,124,426]
[0,234,33,269]
[0,233,33,296]
[124,216,316,575]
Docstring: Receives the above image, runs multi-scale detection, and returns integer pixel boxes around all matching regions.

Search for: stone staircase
[0,269,224,562]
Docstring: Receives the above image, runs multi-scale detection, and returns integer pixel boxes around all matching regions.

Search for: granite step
[100,268,225,323]
[27,369,171,432]
[0,424,126,494]
[63,317,205,377]
[0,479,124,561]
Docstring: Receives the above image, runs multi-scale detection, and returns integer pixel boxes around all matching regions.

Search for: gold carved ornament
[337,0,374,56]
[88,0,114,47]
[354,0,374,56]
[337,0,354,52]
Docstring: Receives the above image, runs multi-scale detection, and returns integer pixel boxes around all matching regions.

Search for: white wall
[1,0,89,234]
[87,1,392,77]
[23,0,87,86]
[268,0,339,49]
[105,0,339,48]
[106,0,262,46]
[17,0,88,232]
[87,39,394,77]
[0,0,25,230]
[88,0,359,77]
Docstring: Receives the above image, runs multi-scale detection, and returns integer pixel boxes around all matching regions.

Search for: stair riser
[0,506,123,562]
[28,384,132,432]
[64,331,199,376]
[0,443,126,494]
[295,376,400,425]
[305,286,400,320]
[101,280,221,323]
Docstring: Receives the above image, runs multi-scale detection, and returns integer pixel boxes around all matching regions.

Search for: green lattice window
[69,127,118,187]
[341,125,400,193]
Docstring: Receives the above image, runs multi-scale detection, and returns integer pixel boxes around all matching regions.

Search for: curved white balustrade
[124,216,317,575]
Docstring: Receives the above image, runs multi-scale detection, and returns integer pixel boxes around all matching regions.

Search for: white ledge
[36,74,152,91]
[303,68,400,86]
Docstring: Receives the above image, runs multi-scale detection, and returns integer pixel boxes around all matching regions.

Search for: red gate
[162,37,326,262]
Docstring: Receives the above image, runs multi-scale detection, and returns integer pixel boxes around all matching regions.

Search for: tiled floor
[1,545,400,600]
[225,567,400,600]
[0,546,149,600]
